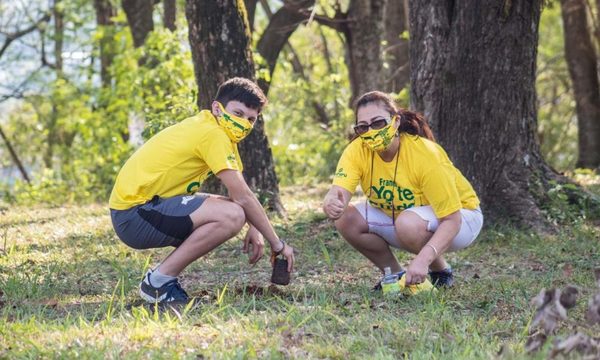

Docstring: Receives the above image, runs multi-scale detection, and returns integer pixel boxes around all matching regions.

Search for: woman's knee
[334,206,367,241]
[394,212,430,248]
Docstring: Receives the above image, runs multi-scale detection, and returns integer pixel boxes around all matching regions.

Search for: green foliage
[537,169,600,225]
[537,4,578,171]
[1,8,197,205]
[263,24,354,185]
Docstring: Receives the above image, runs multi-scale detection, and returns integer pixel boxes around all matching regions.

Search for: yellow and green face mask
[359,116,398,151]
[216,102,254,143]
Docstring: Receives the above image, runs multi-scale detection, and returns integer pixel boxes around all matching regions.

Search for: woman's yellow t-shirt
[109,110,243,210]
[332,133,479,219]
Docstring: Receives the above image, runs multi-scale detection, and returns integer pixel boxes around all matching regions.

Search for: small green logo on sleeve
[335,168,347,178]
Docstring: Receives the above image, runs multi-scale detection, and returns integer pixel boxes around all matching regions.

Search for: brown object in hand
[271,257,290,285]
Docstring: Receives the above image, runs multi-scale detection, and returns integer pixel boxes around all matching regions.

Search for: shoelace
[164,280,189,300]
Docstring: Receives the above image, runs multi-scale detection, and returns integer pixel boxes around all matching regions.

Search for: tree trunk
[186,0,284,214]
[256,0,314,93]
[164,0,176,31]
[560,0,600,169]
[94,0,116,86]
[122,0,154,47]
[383,0,409,93]
[45,0,65,168]
[315,0,387,103]
[409,0,583,228]
[344,0,387,103]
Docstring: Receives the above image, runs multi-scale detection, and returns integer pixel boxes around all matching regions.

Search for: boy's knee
[222,202,245,233]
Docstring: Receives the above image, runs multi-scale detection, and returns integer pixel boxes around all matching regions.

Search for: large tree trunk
[383,0,409,93]
[560,0,600,169]
[409,1,578,228]
[186,0,284,214]
[94,0,116,86]
[122,0,154,47]
[345,0,387,103]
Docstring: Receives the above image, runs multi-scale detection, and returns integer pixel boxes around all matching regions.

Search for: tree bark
[409,0,581,228]
[344,0,387,103]
[122,0,155,47]
[94,0,116,86]
[314,0,387,103]
[383,0,409,93]
[164,0,176,31]
[186,0,284,214]
[560,0,600,169]
[45,0,65,168]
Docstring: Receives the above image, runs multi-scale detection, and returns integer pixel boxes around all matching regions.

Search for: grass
[0,184,599,359]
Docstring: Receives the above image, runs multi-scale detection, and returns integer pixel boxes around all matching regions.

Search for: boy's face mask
[359,116,398,151]
[216,102,254,143]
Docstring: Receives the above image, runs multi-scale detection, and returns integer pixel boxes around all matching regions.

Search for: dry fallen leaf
[550,332,600,359]
[586,292,600,326]
[525,332,547,353]
[559,285,579,309]
[530,288,567,335]
[562,263,573,278]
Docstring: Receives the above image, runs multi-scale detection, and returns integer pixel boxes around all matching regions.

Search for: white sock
[149,267,176,287]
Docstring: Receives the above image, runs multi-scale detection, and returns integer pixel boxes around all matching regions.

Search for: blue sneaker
[139,270,189,303]
[429,267,454,288]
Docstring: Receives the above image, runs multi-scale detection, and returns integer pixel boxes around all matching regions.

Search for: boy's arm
[217,169,294,270]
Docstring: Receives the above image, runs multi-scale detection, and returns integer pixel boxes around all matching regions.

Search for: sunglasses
[353,118,390,135]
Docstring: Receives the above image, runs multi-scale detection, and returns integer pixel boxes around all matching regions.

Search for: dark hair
[214,77,267,112]
[353,91,435,141]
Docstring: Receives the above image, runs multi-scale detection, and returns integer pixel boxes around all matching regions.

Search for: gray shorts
[110,194,208,249]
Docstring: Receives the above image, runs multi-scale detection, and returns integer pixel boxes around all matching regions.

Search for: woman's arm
[404,210,461,284]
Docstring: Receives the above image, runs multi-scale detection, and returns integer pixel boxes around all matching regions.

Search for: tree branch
[0,12,51,59]
[310,12,348,32]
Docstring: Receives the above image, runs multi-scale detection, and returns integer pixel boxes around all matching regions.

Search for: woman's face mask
[358,116,398,151]
[216,102,254,143]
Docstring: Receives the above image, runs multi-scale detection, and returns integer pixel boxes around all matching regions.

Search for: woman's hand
[404,257,429,285]
[324,188,347,220]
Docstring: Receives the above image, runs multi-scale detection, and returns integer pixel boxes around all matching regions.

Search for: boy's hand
[243,226,264,265]
[271,240,295,272]
[324,189,346,220]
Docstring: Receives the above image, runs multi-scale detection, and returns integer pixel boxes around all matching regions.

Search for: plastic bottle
[381,267,401,295]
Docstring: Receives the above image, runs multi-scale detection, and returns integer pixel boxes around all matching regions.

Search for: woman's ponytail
[397,109,435,141]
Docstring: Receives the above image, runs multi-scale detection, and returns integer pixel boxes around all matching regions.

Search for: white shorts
[355,201,483,252]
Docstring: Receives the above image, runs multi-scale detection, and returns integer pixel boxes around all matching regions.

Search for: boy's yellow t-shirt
[332,133,479,218]
[109,110,243,210]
